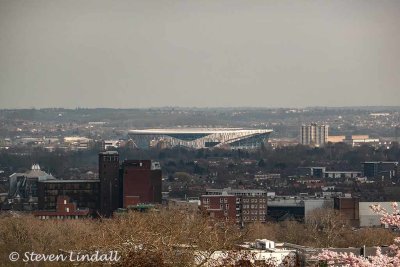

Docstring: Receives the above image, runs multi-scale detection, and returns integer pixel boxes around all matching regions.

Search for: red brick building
[99,151,120,217]
[240,195,267,223]
[334,196,360,227]
[33,196,89,219]
[122,160,162,208]
[200,194,237,221]
[201,188,267,224]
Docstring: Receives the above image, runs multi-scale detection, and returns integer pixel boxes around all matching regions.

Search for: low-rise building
[7,164,56,210]
[168,198,200,214]
[359,202,399,227]
[307,167,361,179]
[362,161,398,179]
[201,188,267,224]
[333,196,360,227]
[267,196,333,222]
[38,179,100,215]
[196,239,296,267]
[33,196,90,220]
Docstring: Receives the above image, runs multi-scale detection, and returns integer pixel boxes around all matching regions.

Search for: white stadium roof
[129,128,272,134]
[128,128,273,149]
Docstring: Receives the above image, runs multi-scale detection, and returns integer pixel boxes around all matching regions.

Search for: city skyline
[1,0,400,108]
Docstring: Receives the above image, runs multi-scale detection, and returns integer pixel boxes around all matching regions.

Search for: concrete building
[254,173,281,181]
[63,136,93,150]
[327,135,346,143]
[7,164,56,210]
[344,135,380,147]
[308,167,361,179]
[267,196,333,222]
[103,140,121,150]
[362,161,398,179]
[196,239,296,266]
[359,202,398,227]
[300,123,328,146]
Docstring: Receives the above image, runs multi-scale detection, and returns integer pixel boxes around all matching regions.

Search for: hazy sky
[0,0,399,108]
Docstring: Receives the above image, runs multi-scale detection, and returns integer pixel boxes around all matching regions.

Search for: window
[225,204,229,209]
[66,207,70,213]
[220,198,224,203]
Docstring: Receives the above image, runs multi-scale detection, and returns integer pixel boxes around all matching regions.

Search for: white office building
[300,123,328,146]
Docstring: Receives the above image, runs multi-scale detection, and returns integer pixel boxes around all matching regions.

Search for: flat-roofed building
[334,196,360,227]
[359,202,399,227]
[300,123,328,147]
[34,196,90,220]
[37,179,100,215]
[202,188,267,224]
[267,196,333,222]
[362,161,398,179]
[327,135,346,143]
[307,167,361,179]
[99,151,120,217]
[122,160,162,207]
[345,135,380,147]
[200,193,237,221]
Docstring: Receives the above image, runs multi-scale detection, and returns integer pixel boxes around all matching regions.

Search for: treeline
[0,143,399,179]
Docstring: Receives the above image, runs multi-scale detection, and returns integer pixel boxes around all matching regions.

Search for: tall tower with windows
[99,151,120,217]
[301,123,328,146]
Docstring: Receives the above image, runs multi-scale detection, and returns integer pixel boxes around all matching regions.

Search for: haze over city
[1,0,400,108]
[3,1,400,266]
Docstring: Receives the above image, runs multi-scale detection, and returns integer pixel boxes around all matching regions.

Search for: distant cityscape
[0,107,400,265]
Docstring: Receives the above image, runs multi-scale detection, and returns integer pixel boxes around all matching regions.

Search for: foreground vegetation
[0,209,396,266]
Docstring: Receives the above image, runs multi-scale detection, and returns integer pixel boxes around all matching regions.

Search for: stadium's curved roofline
[129,128,273,135]
[128,128,273,149]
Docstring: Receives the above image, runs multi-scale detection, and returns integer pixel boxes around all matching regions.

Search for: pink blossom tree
[315,202,400,266]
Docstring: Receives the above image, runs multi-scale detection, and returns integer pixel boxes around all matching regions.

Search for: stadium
[128,128,273,149]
